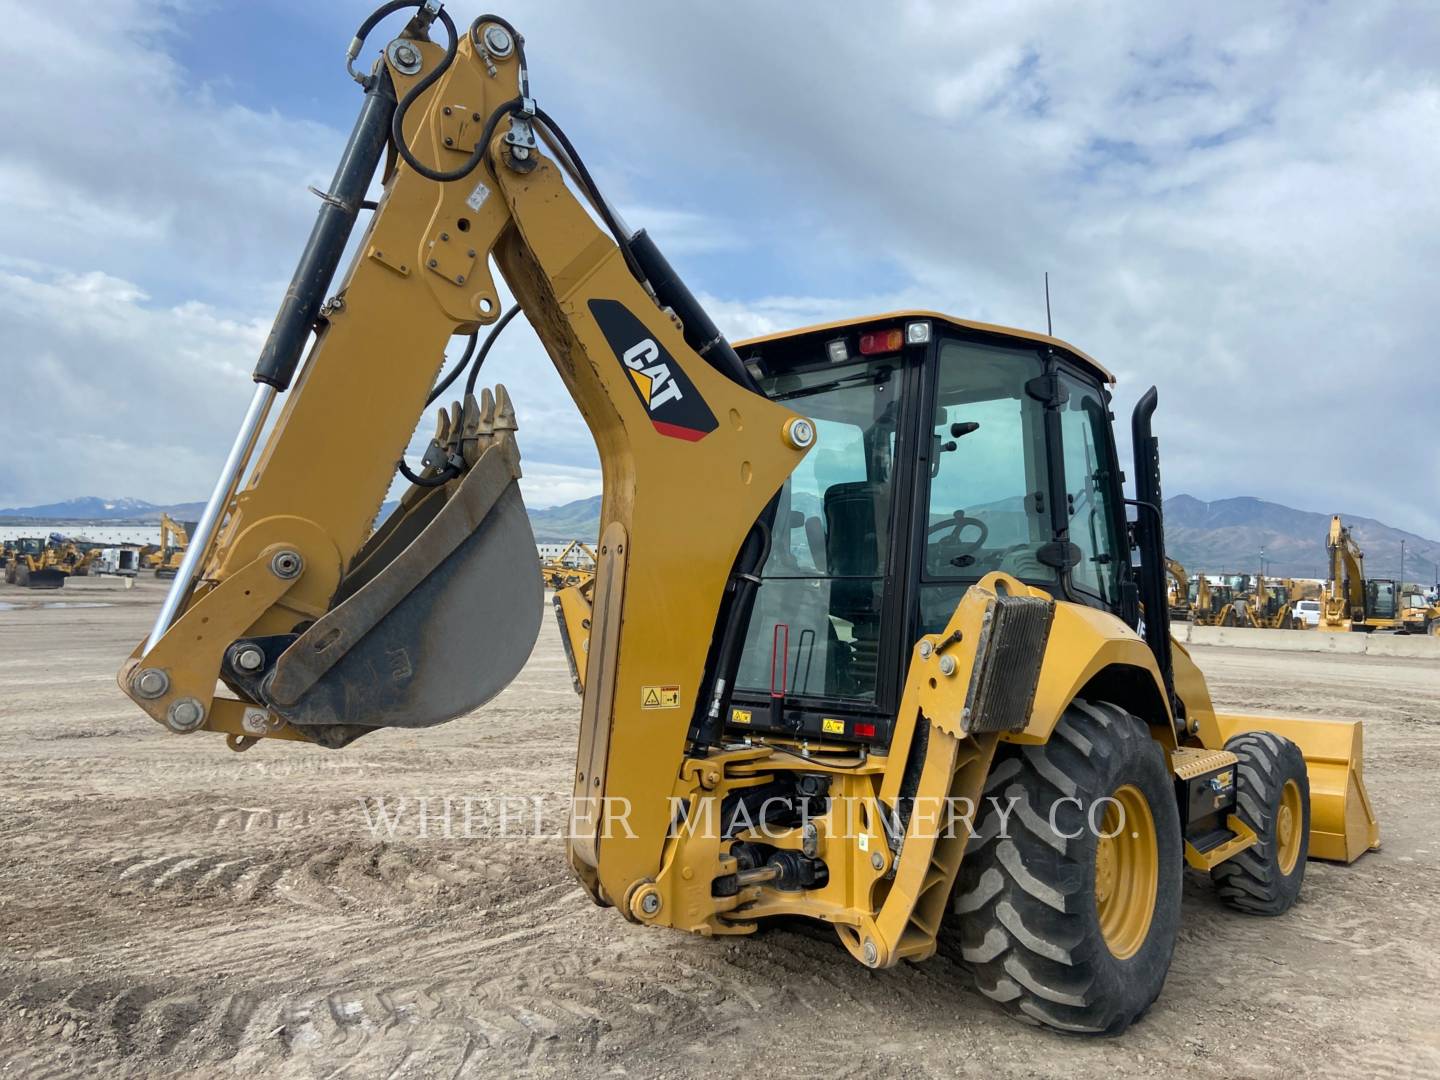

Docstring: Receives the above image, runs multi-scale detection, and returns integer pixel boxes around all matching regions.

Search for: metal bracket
[424,223,478,286]
[307,185,355,213]
[503,98,539,171]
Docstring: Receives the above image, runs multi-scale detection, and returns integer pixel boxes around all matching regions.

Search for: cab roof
[734,310,1115,385]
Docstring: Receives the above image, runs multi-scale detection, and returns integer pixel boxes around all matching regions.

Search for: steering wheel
[927,511,989,567]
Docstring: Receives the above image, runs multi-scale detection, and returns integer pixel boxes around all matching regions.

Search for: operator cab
[726,312,1127,751]
[1364,578,1398,621]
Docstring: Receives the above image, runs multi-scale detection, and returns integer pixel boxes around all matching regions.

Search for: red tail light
[858,328,903,355]
[854,721,876,739]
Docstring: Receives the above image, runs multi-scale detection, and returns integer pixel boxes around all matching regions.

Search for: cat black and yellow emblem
[589,299,719,442]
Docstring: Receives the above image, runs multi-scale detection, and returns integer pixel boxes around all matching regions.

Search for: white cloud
[2,0,1437,545]
[517,463,604,508]
[0,260,268,505]
[508,0,1440,536]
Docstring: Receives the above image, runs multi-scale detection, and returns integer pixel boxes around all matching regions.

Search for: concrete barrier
[1366,632,1440,659]
[1176,622,1440,658]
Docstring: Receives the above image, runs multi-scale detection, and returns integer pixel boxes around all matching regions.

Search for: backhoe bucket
[253,387,543,742]
[1216,712,1381,863]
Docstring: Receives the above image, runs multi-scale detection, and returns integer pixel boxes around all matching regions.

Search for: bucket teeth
[478,387,497,443]
[446,401,463,455]
[460,392,482,466]
[494,384,518,433]
[434,407,451,446]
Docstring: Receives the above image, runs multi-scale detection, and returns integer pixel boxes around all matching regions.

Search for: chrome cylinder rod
[143,383,276,654]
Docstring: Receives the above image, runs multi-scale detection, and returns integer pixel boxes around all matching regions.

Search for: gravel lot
[1,575,1437,1078]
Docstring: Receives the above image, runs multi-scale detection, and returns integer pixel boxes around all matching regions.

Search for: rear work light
[858,328,903,355]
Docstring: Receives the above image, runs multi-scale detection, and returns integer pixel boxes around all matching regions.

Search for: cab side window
[1059,374,1121,604]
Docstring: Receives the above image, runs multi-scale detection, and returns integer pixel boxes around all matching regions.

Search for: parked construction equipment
[118,5,1380,1036]
[1241,575,1301,630]
[1189,575,1238,626]
[1165,558,1190,621]
[141,514,190,579]
[540,539,597,590]
[1320,516,1399,632]
[3,534,99,588]
[1399,591,1440,636]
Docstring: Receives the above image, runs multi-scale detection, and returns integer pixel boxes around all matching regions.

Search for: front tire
[952,699,1183,1034]
[1210,732,1309,915]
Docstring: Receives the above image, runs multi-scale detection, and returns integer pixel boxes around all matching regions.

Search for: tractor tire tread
[951,698,1183,1035]
[1210,730,1309,915]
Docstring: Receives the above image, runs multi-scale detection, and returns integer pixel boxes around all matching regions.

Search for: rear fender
[1007,599,1175,747]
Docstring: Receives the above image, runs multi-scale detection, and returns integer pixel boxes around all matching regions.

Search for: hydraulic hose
[464,304,521,396]
[398,304,521,486]
[425,330,479,407]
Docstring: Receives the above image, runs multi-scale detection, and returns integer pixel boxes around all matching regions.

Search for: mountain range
[1163,495,1438,583]
[0,496,207,524]
[4,493,1436,584]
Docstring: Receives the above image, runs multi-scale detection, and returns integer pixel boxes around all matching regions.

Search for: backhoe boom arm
[120,9,811,906]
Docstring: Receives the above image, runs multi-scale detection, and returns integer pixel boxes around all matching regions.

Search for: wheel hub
[1094,784,1159,960]
[1095,836,1117,903]
[1277,778,1303,874]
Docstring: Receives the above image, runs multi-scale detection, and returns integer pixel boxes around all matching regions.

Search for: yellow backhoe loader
[1399,591,1440,636]
[1188,575,1238,626]
[1320,516,1399,632]
[118,4,1380,1035]
[1240,574,1300,630]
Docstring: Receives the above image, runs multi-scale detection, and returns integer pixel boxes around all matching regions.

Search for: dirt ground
[1,576,1437,1079]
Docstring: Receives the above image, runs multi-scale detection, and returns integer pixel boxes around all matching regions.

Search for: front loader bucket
[16,565,65,589]
[1216,713,1380,863]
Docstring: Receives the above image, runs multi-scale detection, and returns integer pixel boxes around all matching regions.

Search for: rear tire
[952,699,1183,1034]
[1210,732,1308,915]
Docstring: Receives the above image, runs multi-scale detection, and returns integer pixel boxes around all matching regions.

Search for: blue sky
[2,1,1437,539]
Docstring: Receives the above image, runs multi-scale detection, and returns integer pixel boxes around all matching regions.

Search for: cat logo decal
[589,299,718,442]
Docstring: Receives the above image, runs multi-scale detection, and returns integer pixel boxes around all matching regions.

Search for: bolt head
[870,850,884,871]
[862,939,879,966]
[640,892,660,915]
[134,668,169,699]
[234,646,264,673]
[484,25,513,55]
[167,698,205,733]
[269,550,303,580]
[918,640,934,659]
[784,417,816,450]
[395,43,418,64]
[939,654,958,677]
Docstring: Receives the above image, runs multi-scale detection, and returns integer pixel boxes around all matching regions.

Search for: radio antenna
[1044,271,1053,336]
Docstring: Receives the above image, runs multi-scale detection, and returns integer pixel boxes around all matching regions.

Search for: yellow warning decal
[731,707,752,725]
[641,685,681,709]
[822,718,845,735]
